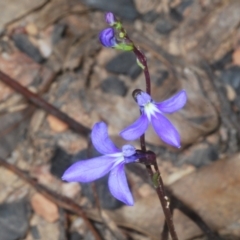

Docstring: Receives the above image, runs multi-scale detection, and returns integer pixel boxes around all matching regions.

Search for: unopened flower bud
[99,28,133,51]
[105,12,116,26]
[99,28,117,48]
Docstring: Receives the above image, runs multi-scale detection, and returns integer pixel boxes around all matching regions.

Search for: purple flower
[120,90,187,148]
[105,12,116,26]
[99,28,117,48]
[62,122,139,206]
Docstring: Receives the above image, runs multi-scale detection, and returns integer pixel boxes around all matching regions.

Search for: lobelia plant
[63,12,187,240]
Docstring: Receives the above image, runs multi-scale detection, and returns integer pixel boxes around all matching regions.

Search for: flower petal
[156,90,187,113]
[151,112,181,148]
[92,122,120,155]
[62,155,116,182]
[120,114,149,141]
[108,164,134,206]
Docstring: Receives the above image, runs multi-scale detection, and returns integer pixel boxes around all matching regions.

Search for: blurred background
[0,0,240,239]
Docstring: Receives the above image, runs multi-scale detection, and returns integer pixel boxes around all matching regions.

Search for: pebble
[31,193,59,223]
[225,84,236,101]
[232,48,240,66]
[50,147,72,179]
[101,76,128,97]
[12,33,44,63]
[37,39,52,58]
[61,182,81,198]
[25,23,38,36]
[47,114,69,133]
[0,199,30,240]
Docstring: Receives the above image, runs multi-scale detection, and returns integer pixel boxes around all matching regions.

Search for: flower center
[144,102,159,120]
[122,144,136,157]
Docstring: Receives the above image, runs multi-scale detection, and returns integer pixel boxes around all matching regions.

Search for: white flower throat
[144,102,160,121]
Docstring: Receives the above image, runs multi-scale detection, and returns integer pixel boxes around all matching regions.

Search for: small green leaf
[115,43,133,51]
[114,22,122,30]
[136,58,145,69]
[152,172,160,188]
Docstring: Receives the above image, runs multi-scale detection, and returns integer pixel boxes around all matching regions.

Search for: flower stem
[133,47,178,240]
[133,47,151,95]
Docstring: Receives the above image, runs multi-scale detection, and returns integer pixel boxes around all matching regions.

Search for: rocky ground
[0,0,240,240]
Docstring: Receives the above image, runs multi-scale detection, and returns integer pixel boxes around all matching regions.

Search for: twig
[0,157,102,240]
[0,71,91,136]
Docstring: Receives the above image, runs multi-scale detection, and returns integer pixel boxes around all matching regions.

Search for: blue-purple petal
[156,90,187,113]
[120,114,149,141]
[62,155,116,182]
[108,164,134,206]
[151,112,181,148]
[99,28,116,48]
[91,122,120,155]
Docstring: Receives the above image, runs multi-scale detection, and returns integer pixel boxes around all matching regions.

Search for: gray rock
[220,66,240,93]
[142,10,159,23]
[152,70,169,86]
[52,23,67,44]
[80,0,139,20]
[106,52,142,79]
[0,199,30,240]
[101,76,128,97]
[179,145,219,168]
[12,34,44,63]
[70,231,83,240]
[155,17,175,35]
[50,147,73,179]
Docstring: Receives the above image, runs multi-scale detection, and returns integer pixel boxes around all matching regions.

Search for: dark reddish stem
[132,46,178,240]
[133,47,151,95]
[0,71,91,136]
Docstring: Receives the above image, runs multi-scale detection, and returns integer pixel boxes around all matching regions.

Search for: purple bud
[99,28,117,48]
[105,12,116,26]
